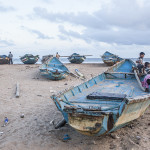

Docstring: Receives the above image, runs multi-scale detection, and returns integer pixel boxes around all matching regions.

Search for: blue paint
[20,54,39,64]
[51,59,150,136]
[39,57,69,80]
[101,51,123,66]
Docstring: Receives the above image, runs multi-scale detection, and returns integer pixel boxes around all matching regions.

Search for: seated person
[144,62,150,74]
[136,52,145,73]
[142,71,150,92]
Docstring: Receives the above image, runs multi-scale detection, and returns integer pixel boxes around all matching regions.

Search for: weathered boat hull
[0,58,9,64]
[0,55,9,64]
[102,59,119,66]
[40,57,69,80]
[101,51,123,66]
[42,55,53,63]
[68,57,85,64]
[52,59,150,136]
[68,53,86,64]
[40,69,68,80]
[21,59,38,64]
[66,97,150,136]
[20,54,39,64]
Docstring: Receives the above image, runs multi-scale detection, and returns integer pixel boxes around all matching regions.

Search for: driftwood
[67,71,80,79]
[105,72,135,75]
[16,82,20,98]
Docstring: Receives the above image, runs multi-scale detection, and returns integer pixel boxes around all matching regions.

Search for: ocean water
[13,58,150,64]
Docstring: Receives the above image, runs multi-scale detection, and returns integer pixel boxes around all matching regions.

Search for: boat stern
[68,114,104,136]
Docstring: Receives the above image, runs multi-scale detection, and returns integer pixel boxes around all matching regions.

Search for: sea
[13,58,150,64]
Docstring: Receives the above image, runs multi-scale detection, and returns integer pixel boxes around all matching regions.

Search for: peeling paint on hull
[68,114,104,136]
[51,59,150,136]
[103,60,116,66]
[20,54,39,64]
[114,100,150,127]
[101,51,123,66]
[40,57,69,80]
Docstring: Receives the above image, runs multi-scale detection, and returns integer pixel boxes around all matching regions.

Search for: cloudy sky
[0,0,150,58]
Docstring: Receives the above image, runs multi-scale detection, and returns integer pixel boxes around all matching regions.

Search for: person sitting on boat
[136,52,145,73]
[142,71,150,92]
[56,52,60,59]
[8,52,13,64]
[144,62,150,74]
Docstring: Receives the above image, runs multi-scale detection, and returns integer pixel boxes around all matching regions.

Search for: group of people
[136,52,150,74]
[136,52,150,92]
[5,51,150,92]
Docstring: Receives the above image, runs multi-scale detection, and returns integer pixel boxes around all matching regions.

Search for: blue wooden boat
[0,55,9,64]
[51,59,150,136]
[68,53,86,64]
[101,51,123,66]
[42,55,53,63]
[20,54,39,64]
[39,57,69,80]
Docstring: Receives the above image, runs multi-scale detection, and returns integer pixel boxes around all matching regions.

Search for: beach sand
[0,64,149,150]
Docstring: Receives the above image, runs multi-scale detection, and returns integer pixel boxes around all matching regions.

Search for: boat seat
[87,92,126,100]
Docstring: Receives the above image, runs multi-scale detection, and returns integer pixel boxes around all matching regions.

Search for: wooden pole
[134,70,145,91]
[60,55,92,57]
[16,82,20,98]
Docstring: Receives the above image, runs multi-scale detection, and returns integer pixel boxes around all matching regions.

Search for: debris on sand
[2,117,9,127]
[62,134,71,142]
[37,95,42,97]
[50,90,56,94]
[50,119,55,125]
[20,114,24,118]
[110,133,120,139]
[0,132,3,136]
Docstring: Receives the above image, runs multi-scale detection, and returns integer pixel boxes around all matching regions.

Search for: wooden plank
[134,70,145,91]
[105,72,135,75]
[16,82,20,98]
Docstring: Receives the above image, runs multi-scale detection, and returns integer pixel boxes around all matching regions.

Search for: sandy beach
[0,63,150,150]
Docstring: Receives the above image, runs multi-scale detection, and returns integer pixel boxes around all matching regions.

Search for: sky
[0,0,150,58]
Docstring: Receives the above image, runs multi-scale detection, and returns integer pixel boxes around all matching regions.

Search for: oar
[60,55,92,57]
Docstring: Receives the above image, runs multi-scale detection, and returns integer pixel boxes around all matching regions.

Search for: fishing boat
[39,57,69,80]
[101,51,123,66]
[68,53,86,64]
[20,54,39,64]
[67,53,93,64]
[51,59,150,136]
[41,55,53,63]
[0,55,9,64]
